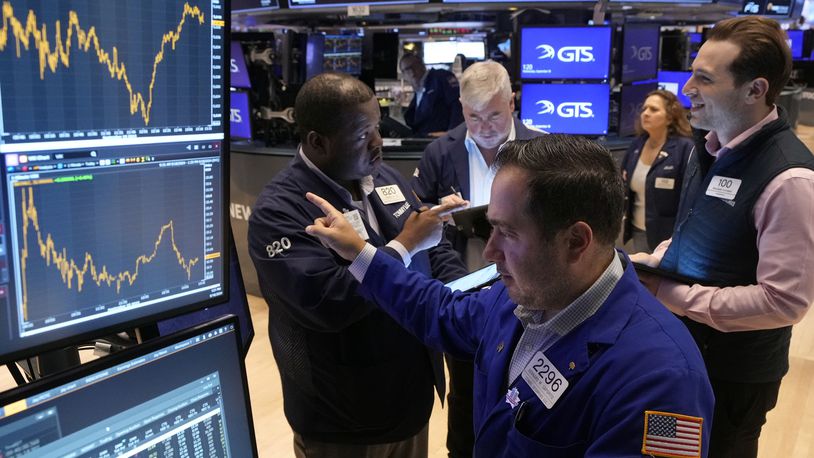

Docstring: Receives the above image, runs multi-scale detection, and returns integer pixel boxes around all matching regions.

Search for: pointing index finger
[306,192,342,217]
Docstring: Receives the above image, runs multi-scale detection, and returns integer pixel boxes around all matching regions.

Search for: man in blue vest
[400,53,464,137]
[305,135,714,457]
[633,16,814,458]
[411,60,544,457]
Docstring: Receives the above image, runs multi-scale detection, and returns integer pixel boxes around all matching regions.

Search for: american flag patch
[641,410,703,458]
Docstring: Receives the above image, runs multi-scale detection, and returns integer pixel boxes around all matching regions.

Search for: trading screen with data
[0,0,228,363]
[0,318,257,457]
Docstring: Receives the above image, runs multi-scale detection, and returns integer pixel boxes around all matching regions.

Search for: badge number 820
[266,237,292,257]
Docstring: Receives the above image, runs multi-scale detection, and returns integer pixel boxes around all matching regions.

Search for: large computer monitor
[620,24,660,84]
[157,235,254,356]
[423,40,487,65]
[519,27,612,81]
[520,83,610,135]
[0,316,257,456]
[0,0,229,364]
[618,82,659,137]
[788,29,805,60]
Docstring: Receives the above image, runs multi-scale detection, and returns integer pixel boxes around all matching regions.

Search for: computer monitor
[0,0,228,363]
[658,70,692,108]
[519,27,612,80]
[323,34,362,75]
[0,316,257,456]
[788,29,805,60]
[231,42,252,89]
[423,41,487,65]
[520,83,610,135]
[288,0,427,8]
[618,82,659,137]
[231,90,253,140]
[620,24,660,84]
[232,0,280,11]
[157,235,254,356]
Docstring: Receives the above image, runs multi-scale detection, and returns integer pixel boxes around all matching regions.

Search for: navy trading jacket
[404,68,464,137]
[248,153,467,444]
[620,134,694,250]
[358,249,714,457]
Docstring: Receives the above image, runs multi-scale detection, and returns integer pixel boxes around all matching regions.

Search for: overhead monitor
[519,27,612,80]
[620,24,660,84]
[0,0,228,364]
[658,70,692,108]
[423,41,487,65]
[231,42,252,89]
[740,0,799,15]
[520,83,610,135]
[231,90,253,140]
[323,34,362,75]
[232,0,280,10]
[288,0,427,8]
[788,29,805,60]
[618,82,659,137]
[0,317,257,456]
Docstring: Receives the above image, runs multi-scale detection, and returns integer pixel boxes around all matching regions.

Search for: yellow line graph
[0,1,206,125]
[19,186,200,319]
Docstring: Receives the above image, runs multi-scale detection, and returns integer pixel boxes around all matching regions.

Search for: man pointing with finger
[248,72,467,458]
[305,135,714,457]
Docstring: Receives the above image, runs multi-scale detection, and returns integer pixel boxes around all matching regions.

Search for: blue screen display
[788,29,804,60]
[231,42,251,89]
[657,71,692,108]
[621,25,660,84]
[520,84,609,135]
[520,27,611,80]
[230,91,252,139]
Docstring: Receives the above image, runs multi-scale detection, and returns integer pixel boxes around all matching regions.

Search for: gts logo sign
[536,100,594,118]
[536,44,595,62]
[230,108,243,123]
[629,46,653,61]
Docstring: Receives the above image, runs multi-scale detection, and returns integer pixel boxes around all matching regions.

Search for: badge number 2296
[522,351,569,409]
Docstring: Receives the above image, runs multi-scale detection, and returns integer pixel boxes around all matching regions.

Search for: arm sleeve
[358,249,497,358]
[656,168,814,331]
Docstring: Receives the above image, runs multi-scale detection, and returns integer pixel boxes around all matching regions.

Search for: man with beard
[304,134,714,457]
[248,72,467,457]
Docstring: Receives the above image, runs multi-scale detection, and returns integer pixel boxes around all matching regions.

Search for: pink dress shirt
[647,107,814,332]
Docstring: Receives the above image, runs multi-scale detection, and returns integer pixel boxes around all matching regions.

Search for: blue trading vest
[660,109,814,382]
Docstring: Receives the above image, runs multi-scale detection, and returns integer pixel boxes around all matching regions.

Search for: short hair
[494,135,625,246]
[399,52,423,69]
[459,60,512,111]
[706,16,791,106]
[634,89,692,138]
[294,72,375,140]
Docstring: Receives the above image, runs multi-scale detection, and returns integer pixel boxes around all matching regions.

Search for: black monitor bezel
[0,315,258,456]
[0,0,231,365]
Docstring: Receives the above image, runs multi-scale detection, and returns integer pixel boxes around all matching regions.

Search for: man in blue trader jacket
[411,59,545,458]
[248,72,467,457]
[400,53,464,137]
[304,135,715,457]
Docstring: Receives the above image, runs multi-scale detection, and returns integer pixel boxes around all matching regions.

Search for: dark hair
[706,16,791,106]
[294,72,375,140]
[494,135,625,246]
[634,89,692,138]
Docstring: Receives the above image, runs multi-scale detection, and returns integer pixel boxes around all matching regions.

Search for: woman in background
[621,89,693,253]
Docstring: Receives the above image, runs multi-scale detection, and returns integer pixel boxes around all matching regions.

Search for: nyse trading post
[520,83,610,135]
[519,27,612,80]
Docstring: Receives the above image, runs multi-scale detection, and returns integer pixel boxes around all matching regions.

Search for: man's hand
[305,192,367,261]
[395,199,469,254]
